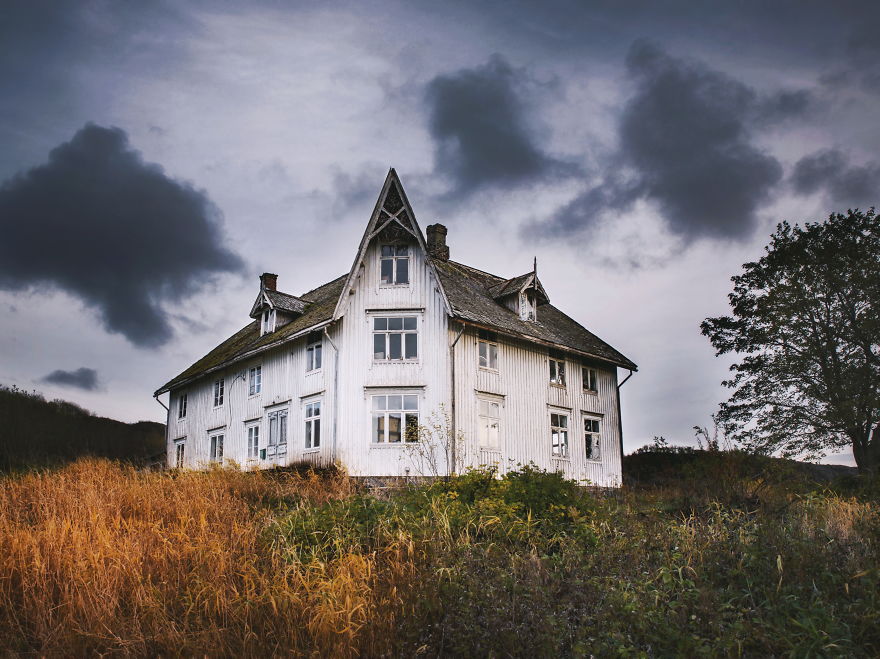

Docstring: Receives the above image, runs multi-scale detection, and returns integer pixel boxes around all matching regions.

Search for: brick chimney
[426,224,449,261]
[260,272,278,291]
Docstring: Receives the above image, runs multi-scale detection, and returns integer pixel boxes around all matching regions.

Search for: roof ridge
[446,259,506,282]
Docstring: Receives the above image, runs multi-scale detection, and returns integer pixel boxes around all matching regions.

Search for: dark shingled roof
[434,259,637,370]
[265,290,307,315]
[487,272,533,299]
[157,256,636,396]
[155,275,347,395]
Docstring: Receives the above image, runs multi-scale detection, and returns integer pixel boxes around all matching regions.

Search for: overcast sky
[1,1,877,463]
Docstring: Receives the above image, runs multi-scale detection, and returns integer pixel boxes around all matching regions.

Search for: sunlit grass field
[0,457,877,656]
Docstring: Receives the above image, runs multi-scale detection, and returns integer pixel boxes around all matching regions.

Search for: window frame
[478,329,499,371]
[371,315,419,362]
[550,411,569,458]
[213,378,225,407]
[582,367,598,393]
[306,338,323,373]
[304,400,321,450]
[174,439,185,468]
[584,414,602,461]
[177,392,187,419]
[371,392,420,445]
[549,356,566,387]
[266,408,288,459]
[246,423,260,460]
[477,395,502,449]
[379,244,410,286]
[248,365,262,396]
[209,432,224,464]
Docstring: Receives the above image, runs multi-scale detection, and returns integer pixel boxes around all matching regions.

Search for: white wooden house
[155,170,637,486]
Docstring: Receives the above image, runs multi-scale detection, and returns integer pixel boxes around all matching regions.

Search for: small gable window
[478,329,498,370]
[306,335,322,372]
[261,308,276,335]
[583,367,598,393]
[380,245,409,285]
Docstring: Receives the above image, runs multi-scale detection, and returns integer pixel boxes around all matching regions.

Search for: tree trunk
[852,423,880,476]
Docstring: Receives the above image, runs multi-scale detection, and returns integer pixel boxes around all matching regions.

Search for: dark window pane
[380,258,393,284]
[373,333,386,360]
[396,258,409,284]
[489,344,498,368]
[388,317,403,330]
[405,413,419,442]
[381,245,394,256]
[389,333,402,359]
[374,317,387,330]
[388,413,401,442]
[314,344,322,369]
[305,422,312,447]
[403,316,417,330]
[405,332,417,359]
[395,245,408,256]
[314,419,320,446]
[479,342,487,367]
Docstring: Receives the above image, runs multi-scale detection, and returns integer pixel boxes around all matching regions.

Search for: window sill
[371,442,419,448]
[478,367,499,374]
[378,284,410,289]
[372,360,420,365]
[583,389,598,395]
[303,448,320,454]
[549,383,567,389]
[551,455,571,461]
[305,369,322,375]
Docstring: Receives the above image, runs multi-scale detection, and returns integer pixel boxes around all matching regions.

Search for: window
[213,378,225,407]
[261,308,276,335]
[550,412,569,457]
[380,245,409,285]
[247,425,260,459]
[267,409,288,458]
[477,398,501,448]
[306,338,322,372]
[249,365,262,395]
[583,367,598,392]
[584,416,601,461]
[209,433,224,463]
[174,440,185,468]
[478,329,498,370]
[372,394,419,443]
[520,290,536,321]
[304,401,321,449]
[177,393,187,419]
[549,353,566,386]
[373,316,418,361]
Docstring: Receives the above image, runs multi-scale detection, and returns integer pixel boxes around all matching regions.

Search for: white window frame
[248,365,262,396]
[584,414,602,461]
[267,408,288,458]
[304,400,321,450]
[209,432,224,463]
[550,411,569,458]
[213,378,225,407]
[306,338,322,372]
[379,244,410,286]
[174,438,185,468]
[478,330,499,371]
[371,393,420,444]
[372,315,418,362]
[261,308,276,335]
[177,392,187,419]
[477,396,502,449]
[549,355,566,387]
[246,423,260,460]
[582,367,598,393]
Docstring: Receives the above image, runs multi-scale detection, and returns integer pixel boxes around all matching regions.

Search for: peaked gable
[332,168,451,319]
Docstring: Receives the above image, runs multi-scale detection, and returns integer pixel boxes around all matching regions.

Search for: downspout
[449,322,466,476]
[616,369,634,485]
[323,326,340,465]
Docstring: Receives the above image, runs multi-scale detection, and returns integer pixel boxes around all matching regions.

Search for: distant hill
[0,385,165,471]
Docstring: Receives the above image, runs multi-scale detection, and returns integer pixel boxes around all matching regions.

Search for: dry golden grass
[0,459,403,657]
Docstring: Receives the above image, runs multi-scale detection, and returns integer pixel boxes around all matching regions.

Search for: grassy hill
[0,385,165,471]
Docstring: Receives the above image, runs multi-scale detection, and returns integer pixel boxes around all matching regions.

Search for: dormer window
[520,290,536,321]
[261,308,276,335]
[380,245,409,285]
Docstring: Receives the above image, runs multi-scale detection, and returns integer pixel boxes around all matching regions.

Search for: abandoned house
[155,169,637,486]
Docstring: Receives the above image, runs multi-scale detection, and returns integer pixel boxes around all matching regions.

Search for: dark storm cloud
[0,123,245,347]
[42,367,100,391]
[425,55,574,195]
[792,149,880,209]
[532,41,795,243]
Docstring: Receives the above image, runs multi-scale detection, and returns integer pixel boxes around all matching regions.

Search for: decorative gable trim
[332,168,452,320]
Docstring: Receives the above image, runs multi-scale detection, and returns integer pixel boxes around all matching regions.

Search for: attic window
[261,308,276,335]
[520,290,536,321]
[380,245,409,285]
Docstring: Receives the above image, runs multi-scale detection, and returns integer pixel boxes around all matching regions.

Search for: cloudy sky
[1,1,877,462]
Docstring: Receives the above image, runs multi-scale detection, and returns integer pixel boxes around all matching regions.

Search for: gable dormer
[489,269,549,322]
[250,272,307,335]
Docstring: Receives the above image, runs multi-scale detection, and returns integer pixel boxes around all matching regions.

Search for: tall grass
[0,458,877,656]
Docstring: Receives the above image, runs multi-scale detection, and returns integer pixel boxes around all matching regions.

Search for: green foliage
[701,209,880,473]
